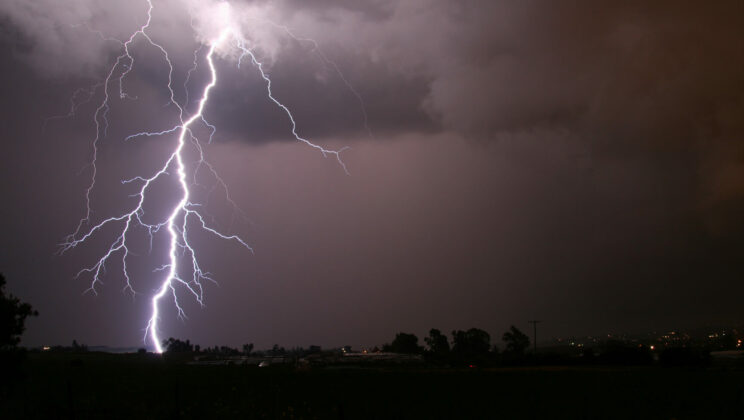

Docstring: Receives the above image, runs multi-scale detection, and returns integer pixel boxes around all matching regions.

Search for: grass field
[2,352,743,419]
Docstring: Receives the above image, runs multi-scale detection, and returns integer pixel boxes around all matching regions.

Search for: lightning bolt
[58,0,349,353]
[266,21,373,139]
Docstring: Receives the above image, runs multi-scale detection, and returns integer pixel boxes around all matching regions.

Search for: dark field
[3,353,743,419]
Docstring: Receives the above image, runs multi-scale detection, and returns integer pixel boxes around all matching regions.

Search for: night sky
[1,0,742,350]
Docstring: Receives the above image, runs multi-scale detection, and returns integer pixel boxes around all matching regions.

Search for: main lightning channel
[146,30,231,353]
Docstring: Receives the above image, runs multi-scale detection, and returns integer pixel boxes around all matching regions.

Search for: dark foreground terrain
[2,353,743,419]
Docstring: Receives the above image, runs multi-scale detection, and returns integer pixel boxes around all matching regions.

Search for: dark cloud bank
[0,0,742,349]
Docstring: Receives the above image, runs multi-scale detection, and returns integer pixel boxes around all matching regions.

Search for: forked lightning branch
[58,0,349,353]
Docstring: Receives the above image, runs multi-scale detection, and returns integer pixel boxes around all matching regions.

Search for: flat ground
[2,353,743,419]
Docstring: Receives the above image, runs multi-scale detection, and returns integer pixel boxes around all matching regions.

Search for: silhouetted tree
[0,273,38,351]
[218,345,239,355]
[502,326,530,356]
[1,274,38,389]
[270,344,286,356]
[308,345,322,354]
[71,339,88,352]
[387,332,423,354]
[72,340,88,353]
[451,328,491,364]
[425,328,450,356]
[242,343,254,355]
[163,337,194,353]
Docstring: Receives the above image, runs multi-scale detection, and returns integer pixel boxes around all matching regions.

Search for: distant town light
[42,346,50,351]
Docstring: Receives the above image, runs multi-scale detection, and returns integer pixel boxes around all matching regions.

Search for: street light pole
[528,320,541,355]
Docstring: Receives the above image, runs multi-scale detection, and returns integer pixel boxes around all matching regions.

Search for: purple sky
[1,0,743,350]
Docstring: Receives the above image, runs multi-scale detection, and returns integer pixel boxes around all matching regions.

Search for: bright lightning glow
[59,1,350,353]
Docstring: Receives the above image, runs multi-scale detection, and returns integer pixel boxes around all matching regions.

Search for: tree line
[161,325,533,366]
[0,271,728,368]
[382,326,530,366]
